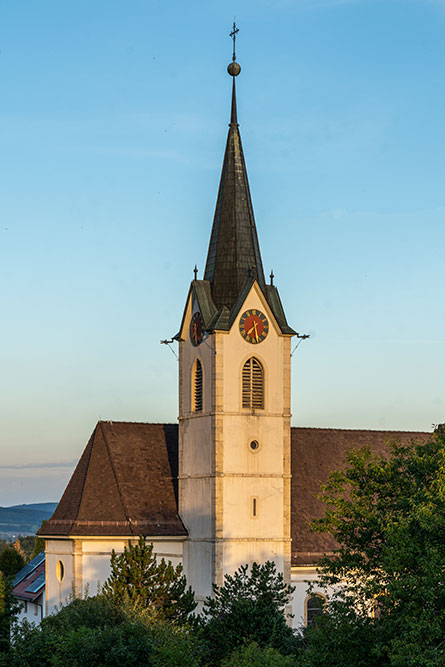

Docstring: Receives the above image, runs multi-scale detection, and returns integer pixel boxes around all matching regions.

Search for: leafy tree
[0,572,20,653]
[102,536,196,624]
[12,540,25,562]
[304,430,445,666]
[0,546,25,577]
[12,536,36,563]
[2,596,201,666]
[222,641,298,666]
[200,561,297,664]
[30,521,47,561]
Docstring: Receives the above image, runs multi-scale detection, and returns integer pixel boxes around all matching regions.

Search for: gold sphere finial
[227,61,241,77]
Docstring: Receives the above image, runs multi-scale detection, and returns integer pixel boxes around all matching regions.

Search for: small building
[12,551,46,624]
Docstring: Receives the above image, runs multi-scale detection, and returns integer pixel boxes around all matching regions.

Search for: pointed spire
[204,27,266,310]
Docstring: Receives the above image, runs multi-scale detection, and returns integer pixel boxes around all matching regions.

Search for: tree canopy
[200,561,297,664]
[304,429,445,666]
[0,572,19,654]
[0,547,25,578]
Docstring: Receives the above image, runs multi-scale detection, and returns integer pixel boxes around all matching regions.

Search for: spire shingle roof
[204,77,266,310]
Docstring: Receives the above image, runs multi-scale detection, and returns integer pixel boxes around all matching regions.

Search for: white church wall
[222,541,285,580]
[46,539,76,614]
[291,567,334,630]
[45,537,185,617]
[183,539,214,604]
[222,476,284,538]
[179,294,218,600]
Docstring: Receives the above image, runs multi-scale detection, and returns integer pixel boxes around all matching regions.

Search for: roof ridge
[291,426,432,434]
[98,420,177,426]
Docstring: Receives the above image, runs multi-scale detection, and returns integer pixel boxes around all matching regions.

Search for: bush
[2,595,201,667]
[222,641,298,666]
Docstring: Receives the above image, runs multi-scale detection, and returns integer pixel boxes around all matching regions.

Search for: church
[39,46,431,628]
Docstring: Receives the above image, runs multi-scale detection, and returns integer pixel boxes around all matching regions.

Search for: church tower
[176,36,296,604]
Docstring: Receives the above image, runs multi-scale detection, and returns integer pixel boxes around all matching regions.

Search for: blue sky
[1,0,444,504]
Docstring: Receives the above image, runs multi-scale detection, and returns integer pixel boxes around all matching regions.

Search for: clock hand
[253,320,259,342]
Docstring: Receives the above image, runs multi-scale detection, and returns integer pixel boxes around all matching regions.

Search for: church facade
[39,55,431,628]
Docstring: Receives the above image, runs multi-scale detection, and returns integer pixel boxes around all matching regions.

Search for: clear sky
[1,0,444,505]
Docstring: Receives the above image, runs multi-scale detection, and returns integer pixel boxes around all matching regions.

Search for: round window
[249,440,260,452]
[56,560,64,582]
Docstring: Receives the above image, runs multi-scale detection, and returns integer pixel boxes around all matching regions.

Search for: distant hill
[9,503,58,513]
[0,502,57,538]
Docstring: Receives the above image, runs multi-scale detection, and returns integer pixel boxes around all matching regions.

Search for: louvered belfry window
[242,357,264,410]
[193,359,203,412]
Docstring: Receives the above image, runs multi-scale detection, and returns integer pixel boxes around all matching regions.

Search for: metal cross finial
[270,269,274,286]
[230,19,239,62]
[193,264,198,280]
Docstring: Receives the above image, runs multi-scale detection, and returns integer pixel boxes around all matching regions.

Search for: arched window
[242,357,264,409]
[306,595,325,626]
[193,359,203,412]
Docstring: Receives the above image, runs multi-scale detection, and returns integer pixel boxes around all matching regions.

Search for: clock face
[239,309,269,344]
[190,311,204,346]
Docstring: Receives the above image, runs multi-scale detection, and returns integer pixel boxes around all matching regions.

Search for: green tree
[2,596,201,666]
[0,546,25,577]
[0,572,20,653]
[200,561,297,665]
[30,520,47,561]
[102,536,196,624]
[304,430,445,666]
[222,641,298,666]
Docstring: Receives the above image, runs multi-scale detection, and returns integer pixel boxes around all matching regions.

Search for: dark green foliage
[30,522,47,560]
[0,572,20,653]
[304,431,445,666]
[102,536,196,624]
[222,641,298,666]
[0,546,25,577]
[297,604,379,667]
[200,561,296,664]
[2,596,200,666]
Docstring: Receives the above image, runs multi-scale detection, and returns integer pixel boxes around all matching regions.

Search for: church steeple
[204,46,266,310]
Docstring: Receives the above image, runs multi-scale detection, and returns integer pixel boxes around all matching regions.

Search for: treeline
[0,534,45,570]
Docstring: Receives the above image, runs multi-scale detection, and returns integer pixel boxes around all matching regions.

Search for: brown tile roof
[40,422,432,567]
[39,422,186,538]
[290,427,432,566]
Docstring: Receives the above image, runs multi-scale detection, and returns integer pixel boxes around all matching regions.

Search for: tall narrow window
[242,357,264,409]
[193,359,203,412]
[306,595,325,626]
